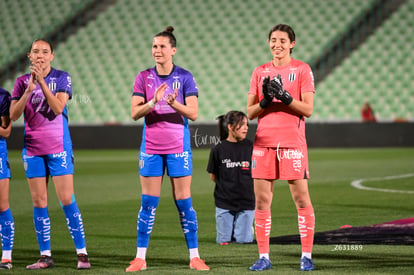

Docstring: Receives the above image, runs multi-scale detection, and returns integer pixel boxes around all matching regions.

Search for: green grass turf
[5,148,414,274]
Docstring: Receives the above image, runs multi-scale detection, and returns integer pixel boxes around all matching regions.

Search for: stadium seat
[3,0,413,123]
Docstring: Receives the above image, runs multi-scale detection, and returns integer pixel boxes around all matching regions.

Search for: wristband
[148,99,155,108]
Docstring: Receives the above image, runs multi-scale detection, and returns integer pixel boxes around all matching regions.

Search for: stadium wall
[8,122,414,150]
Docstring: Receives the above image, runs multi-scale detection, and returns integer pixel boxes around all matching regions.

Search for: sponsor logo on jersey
[275,145,305,173]
[222,159,250,169]
[175,151,190,170]
[253,149,265,157]
[52,151,68,169]
[66,75,72,89]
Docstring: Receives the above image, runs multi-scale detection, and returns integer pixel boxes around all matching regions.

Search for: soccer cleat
[220,242,229,245]
[300,256,314,271]
[26,255,54,270]
[189,257,210,270]
[126,258,147,272]
[0,260,12,270]
[77,253,91,269]
[249,257,272,271]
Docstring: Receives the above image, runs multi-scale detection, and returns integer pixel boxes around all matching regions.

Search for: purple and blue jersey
[12,68,72,156]
[0,88,11,152]
[133,65,198,154]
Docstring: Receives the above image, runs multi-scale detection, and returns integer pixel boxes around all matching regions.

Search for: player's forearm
[168,95,198,121]
[169,101,198,121]
[0,120,11,138]
[247,94,264,120]
[288,100,313,118]
[287,92,314,118]
[39,80,67,115]
[247,102,263,120]
[131,102,152,121]
[10,93,31,121]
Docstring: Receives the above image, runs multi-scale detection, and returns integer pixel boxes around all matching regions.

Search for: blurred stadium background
[1,2,413,273]
[1,0,413,147]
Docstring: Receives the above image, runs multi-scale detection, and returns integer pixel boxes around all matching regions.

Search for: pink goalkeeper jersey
[248,59,315,147]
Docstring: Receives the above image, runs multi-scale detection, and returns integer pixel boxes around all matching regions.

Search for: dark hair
[268,24,295,53]
[31,39,54,53]
[217,110,248,140]
[154,26,177,48]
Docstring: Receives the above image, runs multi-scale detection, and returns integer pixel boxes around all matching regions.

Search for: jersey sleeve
[11,76,26,101]
[0,91,11,116]
[133,73,146,99]
[299,63,315,94]
[248,67,260,97]
[56,72,73,99]
[183,73,198,98]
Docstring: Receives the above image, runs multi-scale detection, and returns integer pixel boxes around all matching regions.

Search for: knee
[293,196,312,209]
[255,195,272,210]
[31,195,48,208]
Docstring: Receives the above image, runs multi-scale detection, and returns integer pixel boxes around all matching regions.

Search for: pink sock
[297,205,315,254]
[255,209,271,254]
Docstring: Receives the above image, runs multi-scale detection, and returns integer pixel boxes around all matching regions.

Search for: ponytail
[216,110,248,141]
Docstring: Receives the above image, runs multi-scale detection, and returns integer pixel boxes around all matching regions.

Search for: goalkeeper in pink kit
[247,24,316,271]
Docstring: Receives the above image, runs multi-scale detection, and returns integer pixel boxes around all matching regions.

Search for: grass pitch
[6,148,414,274]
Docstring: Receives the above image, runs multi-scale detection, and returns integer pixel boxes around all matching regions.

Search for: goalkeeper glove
[260,76,273,108]
[269,74,293,105]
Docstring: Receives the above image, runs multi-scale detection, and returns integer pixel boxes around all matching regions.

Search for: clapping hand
[269,74,293,105]
[259,76,274,108]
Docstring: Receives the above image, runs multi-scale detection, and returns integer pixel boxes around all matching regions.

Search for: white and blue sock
[175,197,199,255]
[33,207,51,255]
[0,208,14,261]
[62,199,86,253]
[136,194,159,259]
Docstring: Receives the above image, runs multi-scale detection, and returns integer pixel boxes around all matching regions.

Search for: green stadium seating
[3,0,412,123]
[311,0,414,122]
[0,0,93,67]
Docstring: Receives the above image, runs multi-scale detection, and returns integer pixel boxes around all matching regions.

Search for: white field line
[351,173,414,194]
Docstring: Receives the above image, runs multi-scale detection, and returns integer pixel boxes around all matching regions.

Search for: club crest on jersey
[288,73,296,82]
[172,79,181,90]
[48,78,57,91]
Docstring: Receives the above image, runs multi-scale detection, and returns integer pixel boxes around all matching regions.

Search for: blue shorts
[215,207,255,244]
[22,148,74,178]
[139,151,192,177]
[0,151,11,180]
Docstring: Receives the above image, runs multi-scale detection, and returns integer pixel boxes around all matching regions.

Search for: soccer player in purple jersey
[126,26,209,272]
[0,88,14,270]
[9,39,90,270]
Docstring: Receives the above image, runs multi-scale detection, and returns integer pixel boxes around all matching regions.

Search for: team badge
[288,73,296,82]
[49,78,57,91]
[172,79,181,90]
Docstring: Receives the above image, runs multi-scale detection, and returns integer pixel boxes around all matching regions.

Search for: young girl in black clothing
[207,111,255,245]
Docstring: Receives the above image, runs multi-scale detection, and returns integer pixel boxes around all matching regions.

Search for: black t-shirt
[207,139,255,211]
